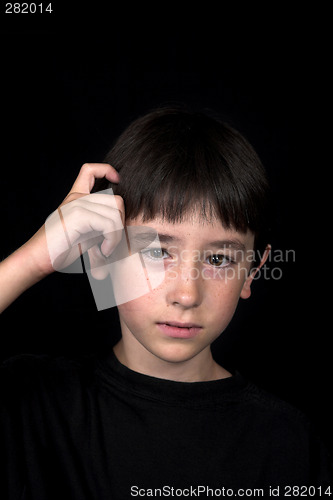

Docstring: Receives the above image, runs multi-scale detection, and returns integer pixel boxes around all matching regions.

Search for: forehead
[126,211,255,250]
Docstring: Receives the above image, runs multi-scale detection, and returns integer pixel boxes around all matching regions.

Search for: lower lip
[157,323,202,339]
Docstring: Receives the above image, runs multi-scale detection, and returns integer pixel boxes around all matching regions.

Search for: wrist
[20,225,54,280]
[0,227,54,313]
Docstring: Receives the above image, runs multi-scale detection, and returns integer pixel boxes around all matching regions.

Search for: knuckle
[67,204,82,218]
[114,195,125,210]
[106,217,118,231]
[81,163,93,174]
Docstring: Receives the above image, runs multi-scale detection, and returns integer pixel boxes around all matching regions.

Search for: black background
[1,10,330,453]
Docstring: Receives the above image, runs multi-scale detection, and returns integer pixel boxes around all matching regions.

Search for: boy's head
[94,106,270,257]
[92,107,271,374]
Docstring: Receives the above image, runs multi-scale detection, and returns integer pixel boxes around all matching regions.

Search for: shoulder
[236,374,299,415]
[240,378,332,457]
[237,378,333,483]
[241,379,310,429]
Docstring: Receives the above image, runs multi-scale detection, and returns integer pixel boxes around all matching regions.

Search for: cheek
[109,253,155,305]
[205,278,245,321]
[117,293,161,346]
[117,290,158,321]
[209,268,247,298]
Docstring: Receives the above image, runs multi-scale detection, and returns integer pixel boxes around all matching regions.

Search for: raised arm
[0,163,122,313]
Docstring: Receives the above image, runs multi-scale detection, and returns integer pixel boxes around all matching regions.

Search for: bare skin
[0,163,122,313]
[1,164,270,382]
[113,214,270,382]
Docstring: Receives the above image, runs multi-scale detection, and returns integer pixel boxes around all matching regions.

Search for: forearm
[0,227,53,313]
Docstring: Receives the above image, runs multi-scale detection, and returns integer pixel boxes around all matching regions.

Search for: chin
[149,342,206,365]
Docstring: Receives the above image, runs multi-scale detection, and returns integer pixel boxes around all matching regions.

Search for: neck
[113,339,231,382]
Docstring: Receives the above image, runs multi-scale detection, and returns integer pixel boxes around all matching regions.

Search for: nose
[165,262,203,309]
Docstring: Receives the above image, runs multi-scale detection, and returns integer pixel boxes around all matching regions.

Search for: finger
[61,198,124,231]
[61,193,125,226]
[81,194,125,226]
[69,163,120,195]
[60,206,121,247]
[81,210,123,258]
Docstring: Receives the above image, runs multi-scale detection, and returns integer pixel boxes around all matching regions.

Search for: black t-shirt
[1,352,332,499]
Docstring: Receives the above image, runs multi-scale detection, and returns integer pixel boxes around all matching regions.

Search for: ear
[87,245,110,280]
[240,245,271,299]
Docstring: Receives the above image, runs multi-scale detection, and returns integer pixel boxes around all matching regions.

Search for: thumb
[69,163,120,195]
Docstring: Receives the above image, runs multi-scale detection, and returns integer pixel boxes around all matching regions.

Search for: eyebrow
[206,239,246,251]
[131,231,246,250]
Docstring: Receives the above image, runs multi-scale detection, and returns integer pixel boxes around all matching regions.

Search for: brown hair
[93,107,271,254]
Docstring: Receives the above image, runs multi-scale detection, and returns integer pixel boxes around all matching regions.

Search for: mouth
[156,321,203,339]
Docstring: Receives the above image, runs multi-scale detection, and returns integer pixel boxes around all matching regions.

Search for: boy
[0,108,332,498]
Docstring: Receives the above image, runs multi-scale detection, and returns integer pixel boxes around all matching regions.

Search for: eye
[206,254,232,267]
[141,248,169,260]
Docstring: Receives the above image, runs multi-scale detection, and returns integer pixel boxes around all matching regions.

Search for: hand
[45,163,125,272]
[66,162,120,195]
[22,163,123,276]
[0,163,123,313]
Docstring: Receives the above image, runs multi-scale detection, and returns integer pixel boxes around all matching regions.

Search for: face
[112,209,257,370]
